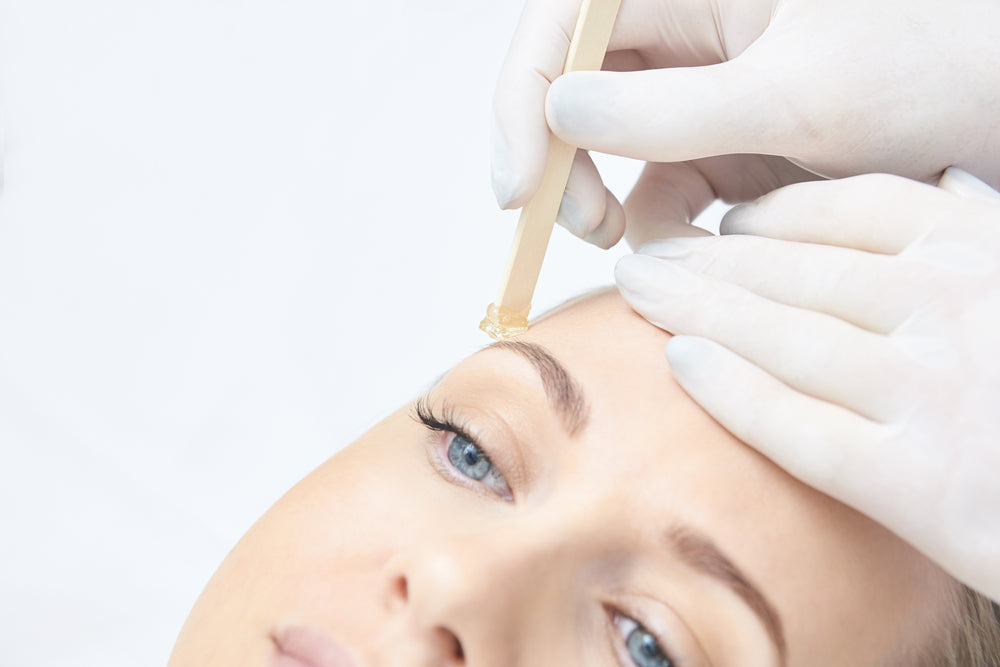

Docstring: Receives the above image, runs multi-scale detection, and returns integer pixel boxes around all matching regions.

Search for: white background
[0,1,722,664]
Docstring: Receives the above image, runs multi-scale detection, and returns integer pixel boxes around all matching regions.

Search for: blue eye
[626,625,673,667]
[413,399,514,500]
[447,434,492,481]
[614,613,675,667]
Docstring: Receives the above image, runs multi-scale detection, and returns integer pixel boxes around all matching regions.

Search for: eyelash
[412,398,513,501]
[610,608,682,667]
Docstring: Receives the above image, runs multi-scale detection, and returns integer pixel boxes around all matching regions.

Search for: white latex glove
[492,0,1000,249]
[614,169,1000,601]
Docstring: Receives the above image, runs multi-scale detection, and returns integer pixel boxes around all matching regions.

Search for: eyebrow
[483,341,785,659]
[669,526,788,664]
[488,340,590,436]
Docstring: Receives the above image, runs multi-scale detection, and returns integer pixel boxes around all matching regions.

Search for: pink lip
[271,626,358,667]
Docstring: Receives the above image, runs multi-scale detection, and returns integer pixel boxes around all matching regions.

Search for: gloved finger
[637,234,934,335]
[722,174,1000,273]
[491,0,582,210]
[616,254,914,422]
[622,156,821,248]
[545,62,792,164]
[664,335,908,532]
[623,162,717,248]
[937,166,1000,202]
[556,150,611,239]
[691,154,822,203]
[719,175,939,253]
[582,188,627,249]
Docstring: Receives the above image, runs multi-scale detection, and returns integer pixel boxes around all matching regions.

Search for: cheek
[267,437,438,573]
[173,415,457,659]
[195,431,438,622]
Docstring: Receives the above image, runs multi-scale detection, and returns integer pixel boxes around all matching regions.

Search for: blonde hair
[923,586,1000,666]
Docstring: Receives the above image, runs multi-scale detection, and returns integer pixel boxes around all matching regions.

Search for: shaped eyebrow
[484,340,785,660]
[669,525,788,665]
[488,340,590,436]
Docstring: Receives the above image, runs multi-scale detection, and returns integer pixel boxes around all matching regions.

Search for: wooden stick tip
[478,302,530,340]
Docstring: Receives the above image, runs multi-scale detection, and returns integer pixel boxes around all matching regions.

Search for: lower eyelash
[411,397,512,501]
[607,606,684,667]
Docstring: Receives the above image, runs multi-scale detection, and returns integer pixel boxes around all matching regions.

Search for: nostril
[434,626,464,664]
[391,574,408,602]
[383,572,409,613]
[396,575,409,601]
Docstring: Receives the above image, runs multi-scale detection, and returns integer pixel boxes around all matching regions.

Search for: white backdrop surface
[0,2,722,664]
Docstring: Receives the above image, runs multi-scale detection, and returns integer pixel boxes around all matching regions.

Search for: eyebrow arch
[483,342,783,658]
[669,526,788,665]
[487,340,590,436]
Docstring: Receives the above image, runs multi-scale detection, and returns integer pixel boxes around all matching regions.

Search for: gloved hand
[614,169,1000,601]
[492,0,1000,249]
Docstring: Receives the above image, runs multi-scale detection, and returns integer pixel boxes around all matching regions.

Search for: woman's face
[170,291,953,667]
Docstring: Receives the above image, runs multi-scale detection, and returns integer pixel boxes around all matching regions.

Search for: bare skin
[170,290,955,667]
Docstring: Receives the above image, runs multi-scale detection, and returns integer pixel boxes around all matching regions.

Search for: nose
[381,570,466,666]
[377,547,476,666]
[377,527,576,665]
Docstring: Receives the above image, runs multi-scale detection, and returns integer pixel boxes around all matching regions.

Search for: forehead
[467,292,779,524]
[514,292,739,457]
[509,293,903,549]
[510,291,944,661]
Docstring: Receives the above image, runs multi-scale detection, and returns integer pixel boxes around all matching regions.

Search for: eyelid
[607,608,680,667]
[605,602,699,667]
[412,397,516,502]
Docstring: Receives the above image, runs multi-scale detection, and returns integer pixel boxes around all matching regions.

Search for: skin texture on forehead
[519,291,954,661]
[169,289,955,667]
